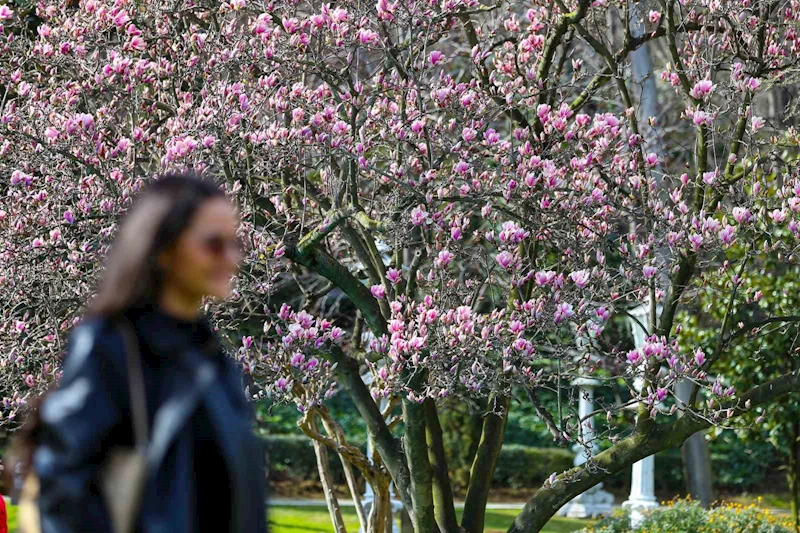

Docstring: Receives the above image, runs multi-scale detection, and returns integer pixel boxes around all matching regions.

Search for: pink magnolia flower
[483,129,500,144]
[751,116,765,132]
[45,127,59,142]
[462,128,476,142]
[429,50,444,66]
[453,160,470,174]
[290,352,306,368]
[569,270,591,288]
[128,36,146,51]
[595,307,611,321]
[370,285,386,299]
[536,104,551,122]
[649,10,662,24]
[275,377,291,392]
[356,28,380,45]
[554,303,574,325]
[435,250,454,268]
[732,207,751,224]
[642,265,657,279]
[702,171,717,185]
[410,205,428,225]
[645,153,658,167]
[771,209,787,223]
[386,268,402,284]
[744,77,761,92]
[230,0,246,9]
[112,10,130,26]
[655,388,668,402]
[626,349,642,365]
[496,251,515,270]
[450,227,462,241]
[695,349,706,366]
[376,0,396,19]
[535,270,556,286]
[0,5,13,19]
[718,225,736,246]
[690,80,715,100]
[688,234,704,252]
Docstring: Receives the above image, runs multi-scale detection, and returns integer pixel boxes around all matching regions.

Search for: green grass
[4,502,590,532]
[268,506,591,533]
[7,502,17,532]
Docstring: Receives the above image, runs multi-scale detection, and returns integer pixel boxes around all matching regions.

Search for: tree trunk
[675,379,714,507]
[311,415,348,533]
[461,394,510,533]
[424,399,460,533]
[402,397,437,533]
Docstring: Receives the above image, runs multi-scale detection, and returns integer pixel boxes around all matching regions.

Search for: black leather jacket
[33,307,268,533]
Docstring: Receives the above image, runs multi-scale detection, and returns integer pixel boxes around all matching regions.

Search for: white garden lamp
[622,302,663,526]
[557,378,614,518]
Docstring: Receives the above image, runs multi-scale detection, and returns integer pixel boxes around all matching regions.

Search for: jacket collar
[126,304,220,360]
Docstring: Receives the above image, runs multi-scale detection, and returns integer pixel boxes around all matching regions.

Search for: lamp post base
[622,497,660,527]
[357,496,402,533]
[557,484,615,519]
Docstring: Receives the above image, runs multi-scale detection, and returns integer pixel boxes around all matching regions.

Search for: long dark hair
[6,170,226,492]
[88,170,227,318]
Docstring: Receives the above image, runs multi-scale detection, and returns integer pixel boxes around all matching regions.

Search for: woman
[25,171,268,533]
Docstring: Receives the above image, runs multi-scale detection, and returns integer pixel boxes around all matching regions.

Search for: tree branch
[508,368,800,533]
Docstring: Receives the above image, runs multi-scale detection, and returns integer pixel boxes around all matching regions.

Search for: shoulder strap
[117,317,150,449]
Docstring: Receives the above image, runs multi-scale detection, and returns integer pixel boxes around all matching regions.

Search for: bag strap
[117,317,150,449]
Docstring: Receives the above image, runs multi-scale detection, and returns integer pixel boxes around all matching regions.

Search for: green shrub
[580,508,630,533]
[492,445,574,489]
[263,435,366,484]
[637,499,706,532]
[262,435,574,491]
[579,498,799,533]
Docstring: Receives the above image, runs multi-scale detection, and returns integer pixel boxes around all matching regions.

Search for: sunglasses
[200,234,246,257]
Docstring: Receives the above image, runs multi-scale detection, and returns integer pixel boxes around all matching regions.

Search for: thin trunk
[403,397,436,533]
[367,476,390,533]
[327,346,415,517]
[319,410,370,531]
[461,394,510,533]
[424,399,460,533]
[311,415,348,533]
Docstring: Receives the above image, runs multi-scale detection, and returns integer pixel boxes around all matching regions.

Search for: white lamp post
[557,378,614,518]
[622,302,662,526]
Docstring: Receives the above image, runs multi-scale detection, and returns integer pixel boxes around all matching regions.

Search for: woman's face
[159,197,242,302]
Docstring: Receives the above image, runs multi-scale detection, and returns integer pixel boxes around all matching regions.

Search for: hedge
[262,435,784,494]
[263,435,574,489]
[492,445,574,489]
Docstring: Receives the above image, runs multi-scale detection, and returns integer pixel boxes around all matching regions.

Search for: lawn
[3,502,590,532]
[268,506,590,533]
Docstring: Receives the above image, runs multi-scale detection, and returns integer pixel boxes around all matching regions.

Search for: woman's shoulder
[62,315,129,377]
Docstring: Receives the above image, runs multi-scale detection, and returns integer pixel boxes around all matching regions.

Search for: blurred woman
[18,171,268,533]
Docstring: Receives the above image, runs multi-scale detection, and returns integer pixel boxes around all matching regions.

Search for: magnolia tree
[3,0,800,531]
